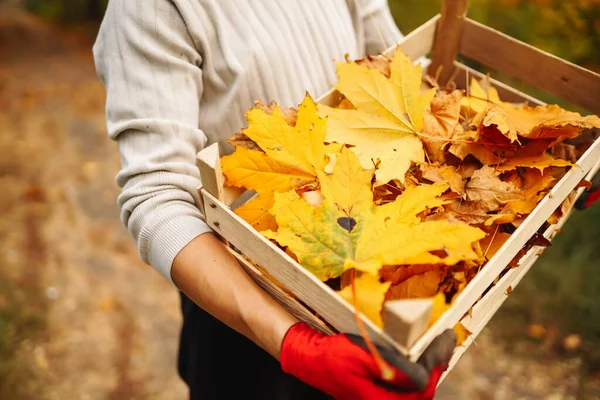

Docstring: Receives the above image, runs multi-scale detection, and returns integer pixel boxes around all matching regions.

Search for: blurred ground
[0,2,599,399]
[0,3,186,399]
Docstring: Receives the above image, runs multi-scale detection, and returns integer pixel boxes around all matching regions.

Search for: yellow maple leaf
[222,94,326,192]
[234,193,277,232]
[319,48,435,184]
[338,273,391,327]
[264,148,485,280]
[222,146,315,192]
[222,94,329,230]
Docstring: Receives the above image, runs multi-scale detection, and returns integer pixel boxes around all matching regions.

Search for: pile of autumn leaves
[220,48,600,335]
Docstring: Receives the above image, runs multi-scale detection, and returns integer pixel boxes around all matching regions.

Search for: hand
[280,323,457,400]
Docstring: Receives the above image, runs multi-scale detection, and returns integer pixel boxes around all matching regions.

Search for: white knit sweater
[93,0,403,283]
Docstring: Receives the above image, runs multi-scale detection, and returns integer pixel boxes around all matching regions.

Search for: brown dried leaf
[548,190,577,224]
[380,264,444,286]
[457,162,481,180]
[355,54,391,77]
[466,166,522,212]
[479,231,511,260]
[422,90,463,162]
[551,143,580,163]
[445,200,490,225]
[227,131,263,152]
[386,268,447,301]
[255,100,298,125]
[420,163,465,195]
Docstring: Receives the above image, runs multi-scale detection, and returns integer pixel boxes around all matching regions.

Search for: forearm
[171,232,298,359]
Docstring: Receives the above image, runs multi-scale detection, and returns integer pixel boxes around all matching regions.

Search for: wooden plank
[396,14,440,63]
[383,299,433,348]
[453,62,546,106]
[227,248,334,335]
[429,0,469,85]
[197,145,246,207]
[460,18,600,114]
[201,189,407,353]
[197,144,224,201]
[408,137,600,361]
[316,14,439,107]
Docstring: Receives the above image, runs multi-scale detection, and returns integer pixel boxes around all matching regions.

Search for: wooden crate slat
[408,137,600,361]
[200,190,408,353]
[429,0,468,85]
[398,14,440,62]
[460,18,600,114]
[383,299,433,348]
[227,247,334,335]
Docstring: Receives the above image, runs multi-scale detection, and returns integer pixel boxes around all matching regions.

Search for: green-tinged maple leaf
[264,148,485,280]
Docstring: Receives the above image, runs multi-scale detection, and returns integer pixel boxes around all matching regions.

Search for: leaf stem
[350,269,395,381]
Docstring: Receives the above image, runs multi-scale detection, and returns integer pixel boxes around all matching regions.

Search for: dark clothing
[177,293,332,400]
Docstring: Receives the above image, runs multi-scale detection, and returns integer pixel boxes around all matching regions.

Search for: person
[92,1,457,399]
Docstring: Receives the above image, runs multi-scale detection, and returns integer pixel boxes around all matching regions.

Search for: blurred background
[1,0,599,398]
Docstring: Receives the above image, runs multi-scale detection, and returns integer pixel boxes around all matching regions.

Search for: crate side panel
[408,137,600,361]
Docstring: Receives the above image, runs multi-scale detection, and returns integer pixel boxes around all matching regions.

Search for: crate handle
[429,0,469,86]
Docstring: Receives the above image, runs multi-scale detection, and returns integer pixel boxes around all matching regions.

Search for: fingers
[344,329,456,394]
[345,334,429,390]
[417,329,457,374]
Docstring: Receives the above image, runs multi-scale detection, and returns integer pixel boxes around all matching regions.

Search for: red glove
[280,323,457,400]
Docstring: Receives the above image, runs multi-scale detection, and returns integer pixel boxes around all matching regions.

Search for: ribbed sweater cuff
[145,214,213,284]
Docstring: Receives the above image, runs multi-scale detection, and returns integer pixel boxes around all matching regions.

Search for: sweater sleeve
[357,0,404,54]
[92,0,212,284]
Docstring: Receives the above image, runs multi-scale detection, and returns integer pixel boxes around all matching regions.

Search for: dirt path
[1,4,599,400]
[0,4,186,399]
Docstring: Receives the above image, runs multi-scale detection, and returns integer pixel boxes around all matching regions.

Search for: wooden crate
[195,0,600,381]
